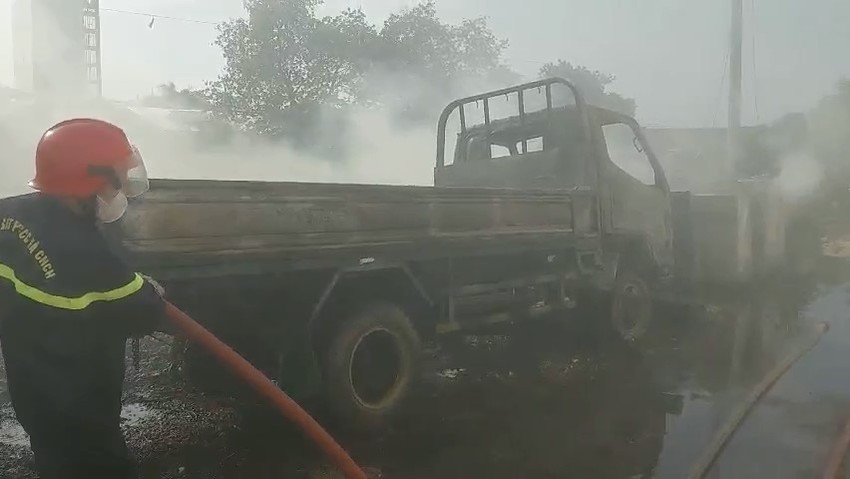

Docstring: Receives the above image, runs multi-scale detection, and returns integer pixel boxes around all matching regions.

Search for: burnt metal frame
[434,77,602,245]
[592,108,670,194]
[435,77,590,169]
[433,78,674,289]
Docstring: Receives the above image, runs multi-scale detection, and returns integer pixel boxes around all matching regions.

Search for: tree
[539,60,636,116]
[367,1,510,121]
[375,1,508,80]
[140,82,209,110]
[206,0,366,138]
[204,0,510,138]
[450,17,509,77]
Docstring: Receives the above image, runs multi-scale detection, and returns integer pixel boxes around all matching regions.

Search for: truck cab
[434,78,674,290]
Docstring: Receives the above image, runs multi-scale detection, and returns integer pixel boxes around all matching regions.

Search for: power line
[100,7,220,26]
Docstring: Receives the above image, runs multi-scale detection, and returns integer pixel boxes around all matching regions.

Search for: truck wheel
[323,302,421,431]
[610,271,653,342]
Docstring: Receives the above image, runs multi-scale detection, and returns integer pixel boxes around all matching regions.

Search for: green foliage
[204,0,511,137]
[140,82,209,110]
[151,0,638,147]
[377,2,507,82]
[539,60,636,116]
[205,0,358,137]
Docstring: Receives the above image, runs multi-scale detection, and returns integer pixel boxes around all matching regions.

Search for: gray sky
[0,0,848,127]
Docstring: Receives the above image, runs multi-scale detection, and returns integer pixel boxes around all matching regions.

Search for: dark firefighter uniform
[0,193,165,479]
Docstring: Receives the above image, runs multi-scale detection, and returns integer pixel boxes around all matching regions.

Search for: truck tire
[323,302,422,431]
[610,270,653,342]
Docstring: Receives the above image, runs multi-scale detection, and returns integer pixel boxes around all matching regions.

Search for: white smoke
[0,94,440,200]
[138,106,436,186]
[774,152,824,205]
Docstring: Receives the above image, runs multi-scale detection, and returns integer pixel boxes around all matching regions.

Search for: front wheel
[323,302,422,432]
[610,270,653,342]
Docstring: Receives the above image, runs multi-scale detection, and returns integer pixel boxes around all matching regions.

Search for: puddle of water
[654,394,726,478]
[371,283,842,479]
[121,403,155,427]
[707,284,850,478]
[437,368,466,380]
[649,283,850,478]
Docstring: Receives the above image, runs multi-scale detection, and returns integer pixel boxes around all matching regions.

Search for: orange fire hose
[164,302,369,479]
[821,412,850,479]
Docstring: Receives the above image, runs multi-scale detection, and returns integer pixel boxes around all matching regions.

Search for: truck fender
[292,262,434,416]
[615,235,659,278]
[305,264,435,358]
[307,263,433,337]
[592,235,659,291]
[274,263,432,402]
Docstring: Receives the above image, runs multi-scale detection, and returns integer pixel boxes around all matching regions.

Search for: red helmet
[30,118,148,198]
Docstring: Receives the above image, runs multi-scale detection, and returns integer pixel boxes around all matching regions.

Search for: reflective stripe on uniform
[0,262,145,311]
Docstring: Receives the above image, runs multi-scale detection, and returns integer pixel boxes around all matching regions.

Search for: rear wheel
[610,270,653,342]
[323,302,421,432]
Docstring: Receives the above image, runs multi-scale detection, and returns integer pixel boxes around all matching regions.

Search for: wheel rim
[348,328,405,410]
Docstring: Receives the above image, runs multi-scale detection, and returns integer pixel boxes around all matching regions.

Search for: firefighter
[0,118,166,479]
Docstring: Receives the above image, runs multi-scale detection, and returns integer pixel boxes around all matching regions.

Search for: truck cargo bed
[120,179,600,277]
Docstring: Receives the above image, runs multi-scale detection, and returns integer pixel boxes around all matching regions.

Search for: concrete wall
[739,180,787,276]
[689,193,754,283]
[672,180,788,284]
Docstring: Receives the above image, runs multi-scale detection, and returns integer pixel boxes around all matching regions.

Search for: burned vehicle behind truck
[118,78,777,430]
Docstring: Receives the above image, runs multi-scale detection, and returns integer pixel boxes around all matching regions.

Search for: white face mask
[96,191,128,224]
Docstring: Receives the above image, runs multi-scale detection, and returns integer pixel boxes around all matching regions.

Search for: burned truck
[117,78,783,429]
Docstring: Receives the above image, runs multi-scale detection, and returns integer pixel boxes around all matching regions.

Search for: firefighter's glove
[141,273,165,298]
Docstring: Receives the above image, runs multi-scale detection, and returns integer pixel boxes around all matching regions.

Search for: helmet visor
[123,145,149,198]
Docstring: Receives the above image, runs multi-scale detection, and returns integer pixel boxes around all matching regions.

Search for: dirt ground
[2,321,668,479]
[2,241,850,478]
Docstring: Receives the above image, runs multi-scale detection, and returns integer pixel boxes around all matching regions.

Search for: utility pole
[727,0,744,175]
[712,8,745,475]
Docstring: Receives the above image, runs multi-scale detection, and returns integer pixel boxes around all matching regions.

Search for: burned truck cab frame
[434,77,674,293]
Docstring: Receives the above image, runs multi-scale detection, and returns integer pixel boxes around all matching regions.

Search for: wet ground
[3,259,850,478]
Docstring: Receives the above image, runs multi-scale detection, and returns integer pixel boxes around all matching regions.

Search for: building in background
[11,0,102,98]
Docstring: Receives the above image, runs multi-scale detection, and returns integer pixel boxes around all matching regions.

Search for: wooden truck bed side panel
[120,179,599,275]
